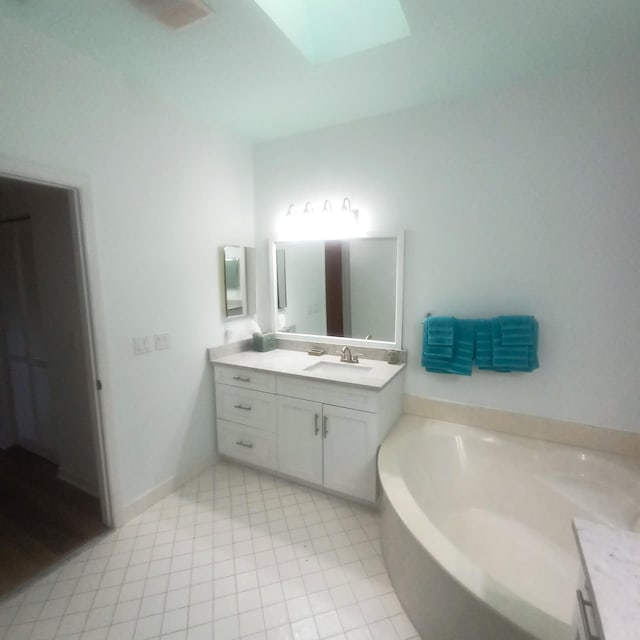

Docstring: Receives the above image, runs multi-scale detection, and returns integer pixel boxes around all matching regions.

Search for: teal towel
[426,316,455,346]
[423,318,474,376]
[475,319,493,369]
[422,316,454,366]
[497,315,534,346]
[422,314,539,375]
[424,344,454,358]
[491,317,539,372]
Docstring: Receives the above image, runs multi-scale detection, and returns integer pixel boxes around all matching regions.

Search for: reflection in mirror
[272,235,402,346]
[223,245,247,318]
[276,249,287,310]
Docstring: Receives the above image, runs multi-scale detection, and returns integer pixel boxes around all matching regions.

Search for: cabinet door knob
[235,440,254,449]
[314,413,320,436]
[323,415,328,438]
[234,404,252,411]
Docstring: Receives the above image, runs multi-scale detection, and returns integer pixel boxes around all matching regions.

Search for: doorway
[0,174,110,596]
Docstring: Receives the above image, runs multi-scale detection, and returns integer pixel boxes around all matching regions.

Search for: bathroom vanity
[209,349,404,503]
[572,518,640,640]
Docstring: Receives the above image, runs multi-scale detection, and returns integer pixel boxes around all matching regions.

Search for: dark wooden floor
[0,446,106,598]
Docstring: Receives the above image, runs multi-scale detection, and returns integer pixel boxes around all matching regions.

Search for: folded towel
[424,344,454,358]
[426,316,455,346]
[491,317,539,372]
[475,319,493,369]
[449,319,474,376]
[422,316,454,366]
[423,314,539,375]
[422,317,474,375]
[497,315,534,346]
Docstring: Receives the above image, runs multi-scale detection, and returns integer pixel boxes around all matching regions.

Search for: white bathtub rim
[378,416,568,640]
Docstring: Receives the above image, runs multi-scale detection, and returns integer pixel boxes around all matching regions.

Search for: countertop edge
[208,348,405,391]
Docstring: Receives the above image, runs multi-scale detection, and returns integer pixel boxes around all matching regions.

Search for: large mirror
[223,245,247,318]
[271,233,404,348]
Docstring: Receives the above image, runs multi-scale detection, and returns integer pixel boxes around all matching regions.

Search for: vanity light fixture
[341,197,359,222]
[278,197,362,240]
[283,197,358,220]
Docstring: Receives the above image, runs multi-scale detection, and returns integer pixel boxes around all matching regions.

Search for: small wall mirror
[270,233,404,349]
[223,245,247,318]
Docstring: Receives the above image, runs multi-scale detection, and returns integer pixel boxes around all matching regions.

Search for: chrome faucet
[339,346,360,364]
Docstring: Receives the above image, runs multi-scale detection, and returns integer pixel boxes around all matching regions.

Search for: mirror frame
[269,232,404,349]
[222,245,248,319]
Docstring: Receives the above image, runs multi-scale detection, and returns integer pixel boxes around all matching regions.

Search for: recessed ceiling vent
[131,0,213,30]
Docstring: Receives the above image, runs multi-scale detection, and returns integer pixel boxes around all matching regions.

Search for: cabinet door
[322,405,376,503]
[277,396,323,486]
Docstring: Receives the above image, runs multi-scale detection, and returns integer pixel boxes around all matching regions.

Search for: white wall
[254,62,640,433]
[0,18,254,517]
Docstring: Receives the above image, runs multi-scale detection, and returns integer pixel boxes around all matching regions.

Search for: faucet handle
[353,353,365,363]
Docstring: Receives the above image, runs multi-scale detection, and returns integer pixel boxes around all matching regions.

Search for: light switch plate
[133,336,153,355]
[154,333,170,351]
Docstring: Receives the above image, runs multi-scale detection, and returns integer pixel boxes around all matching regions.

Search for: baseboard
[57,466,99,497]
[403,394,640,459]
[114,454,217,528]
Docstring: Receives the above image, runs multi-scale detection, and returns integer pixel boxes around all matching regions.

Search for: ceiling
[2,0,640,141]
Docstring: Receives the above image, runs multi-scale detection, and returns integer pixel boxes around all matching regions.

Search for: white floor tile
[0,462,417,640]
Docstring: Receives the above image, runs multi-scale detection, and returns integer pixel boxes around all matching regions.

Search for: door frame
[0,155,114,527]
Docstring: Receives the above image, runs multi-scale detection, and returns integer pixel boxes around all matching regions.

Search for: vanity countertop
[572,518,640,640]
[208,348,405,390]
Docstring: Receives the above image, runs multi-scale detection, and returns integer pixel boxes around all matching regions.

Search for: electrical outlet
[154,333,170,351]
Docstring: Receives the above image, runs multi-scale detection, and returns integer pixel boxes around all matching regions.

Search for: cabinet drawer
[214,364,276,393]
[216,385,276,431]
[217,420,277,470]
[276,375,376,412]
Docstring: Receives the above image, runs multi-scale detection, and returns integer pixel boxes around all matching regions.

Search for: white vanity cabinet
[276,396,323,486]
[214,366,278,471]
[276,393,377,503]
[275,374,384,503]
[212,353,404,504]
[572,518,640,640]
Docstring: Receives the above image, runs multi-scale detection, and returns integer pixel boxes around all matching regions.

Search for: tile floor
[0,461,419,640]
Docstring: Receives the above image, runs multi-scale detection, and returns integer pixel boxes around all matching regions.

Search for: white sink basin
[303,360,373,379]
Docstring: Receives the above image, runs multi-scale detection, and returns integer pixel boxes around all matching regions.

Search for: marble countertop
[208,348,405,390]
[573,518,640,640]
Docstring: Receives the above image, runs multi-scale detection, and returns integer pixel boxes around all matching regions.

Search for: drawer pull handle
[234,404,252,411]
[233,375,251,382]
[576,590,599,640]
[323,415,328,438]
[236,440,254,449]
[314,413,320,436]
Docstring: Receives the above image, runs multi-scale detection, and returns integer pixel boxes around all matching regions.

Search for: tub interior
[381,417,640,630]
[439,508,577,623]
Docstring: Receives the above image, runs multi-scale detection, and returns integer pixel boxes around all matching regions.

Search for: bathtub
[378,415,640,640]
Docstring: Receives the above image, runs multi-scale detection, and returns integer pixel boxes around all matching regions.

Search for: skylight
[253,0,410,64]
